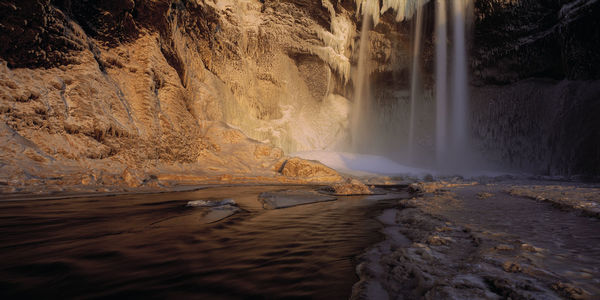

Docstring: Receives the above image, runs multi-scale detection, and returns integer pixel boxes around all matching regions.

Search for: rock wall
[0,0,356,191]
[470,0,600,176]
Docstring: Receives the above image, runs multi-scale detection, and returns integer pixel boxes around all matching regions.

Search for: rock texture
[0,0,356,192]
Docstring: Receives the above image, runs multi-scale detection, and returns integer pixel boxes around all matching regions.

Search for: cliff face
[0,0,349,191]
[0,0,598,189]
[470,0,600,176]
[473,0,600,83]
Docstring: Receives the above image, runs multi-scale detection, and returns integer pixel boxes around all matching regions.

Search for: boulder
[258,190,336,209]
[277,157,343,183]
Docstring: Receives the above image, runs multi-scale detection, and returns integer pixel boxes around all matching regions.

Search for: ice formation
[354,0,430,24]
[316,1,354,82]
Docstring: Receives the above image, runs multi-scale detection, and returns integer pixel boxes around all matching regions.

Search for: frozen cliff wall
[470,0,600,176]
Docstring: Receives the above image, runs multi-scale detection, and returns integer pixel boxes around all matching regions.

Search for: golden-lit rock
[121,168,142,188]
[502,261,522,273]
[330,178,372,195]
[278,157,343,183]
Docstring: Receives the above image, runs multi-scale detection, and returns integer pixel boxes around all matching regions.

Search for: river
[0,185,406,299]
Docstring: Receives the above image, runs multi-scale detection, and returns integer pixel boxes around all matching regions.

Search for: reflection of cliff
[0,0,598,186]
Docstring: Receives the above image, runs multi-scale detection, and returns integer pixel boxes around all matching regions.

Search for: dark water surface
[0,186,403,299]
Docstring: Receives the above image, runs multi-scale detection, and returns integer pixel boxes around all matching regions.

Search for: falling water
[350,11,372,152]
[407,0,424,161]
[348,0,471,172]
[449,0,469,165]
[435,0,448,165]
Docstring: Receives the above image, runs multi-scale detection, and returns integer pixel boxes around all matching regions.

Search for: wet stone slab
[258,190,337,209]
[186,198,241,223]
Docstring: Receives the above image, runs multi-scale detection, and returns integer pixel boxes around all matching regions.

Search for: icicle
[354,0,381,25]
[354,0,430,25]
[381,0,429,22]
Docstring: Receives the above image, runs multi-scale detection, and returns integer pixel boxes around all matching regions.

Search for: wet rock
[477,192,493,199]
[408,183,424,194]
[409,181,478,194]
[277,158,343,183]
[494,244,515,251]
[258,190,336,209]
[552,282,589,300]
[427,235,453,246]
[187,198,236,207]
[121,168,142,188]
[435,226,453,232]
[326,178,372,195]
[502,261,522,273]
[520,243,542,253]
[187,198,240,224]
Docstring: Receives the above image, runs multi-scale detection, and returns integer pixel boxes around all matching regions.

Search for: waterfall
[408,0,424,161]
[433,0,471,170]
[350,10,372,152]
[449,0,469,167]
[347,0,472,173]
[435,0,448,165]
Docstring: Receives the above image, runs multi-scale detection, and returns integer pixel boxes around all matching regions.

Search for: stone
[187,198,240,223]
[277,158,343,183]
[258,190,336,209]
[121,168,142,188]
[552,282,589,300]
[477,192,493,199]
[494,244,515,251]
[502,261,522,273]
[327,178,373,195]
[187,199,236,207]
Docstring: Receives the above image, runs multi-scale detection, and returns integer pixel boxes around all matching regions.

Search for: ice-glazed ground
[354,180,600,299]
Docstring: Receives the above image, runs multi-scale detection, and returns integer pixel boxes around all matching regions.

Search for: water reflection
[0,186,404,299]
